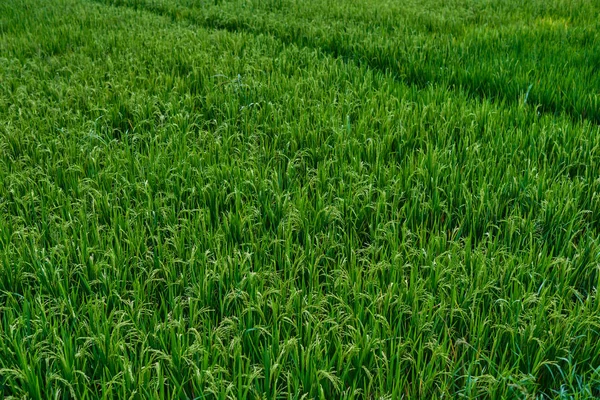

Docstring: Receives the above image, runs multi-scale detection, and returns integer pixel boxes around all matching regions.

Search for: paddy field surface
[1,0,600,398]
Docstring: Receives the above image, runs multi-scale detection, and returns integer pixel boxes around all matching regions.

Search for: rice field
[1,0,600,398]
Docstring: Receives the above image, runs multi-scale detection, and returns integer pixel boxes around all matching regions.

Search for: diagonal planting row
[97,0,600,123]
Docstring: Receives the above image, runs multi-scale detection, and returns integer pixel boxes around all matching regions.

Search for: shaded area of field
[1,0,600,398]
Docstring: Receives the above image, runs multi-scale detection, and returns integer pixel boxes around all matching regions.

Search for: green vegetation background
[1,0,600,398]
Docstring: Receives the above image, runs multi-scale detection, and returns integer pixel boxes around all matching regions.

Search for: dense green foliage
[1,0,600,398]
